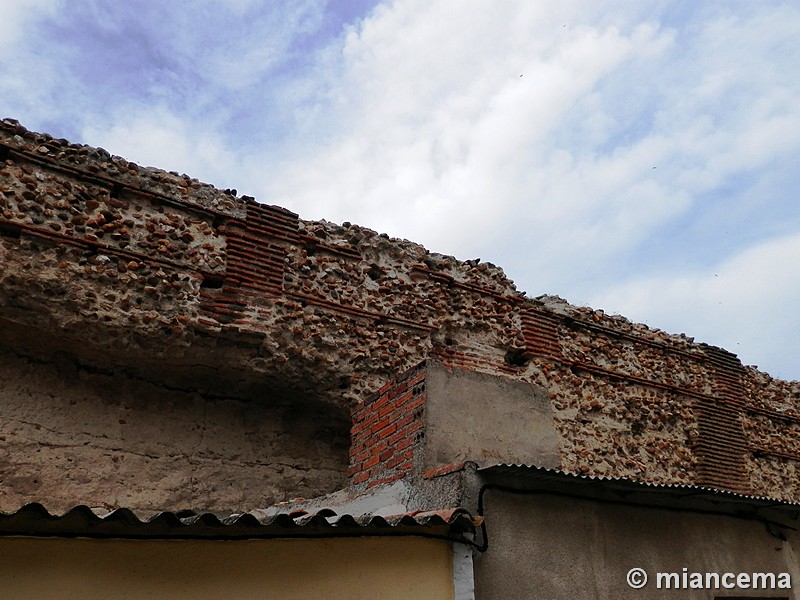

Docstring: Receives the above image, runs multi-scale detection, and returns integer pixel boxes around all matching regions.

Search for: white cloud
[0,0,61,50]
[264,2,797,273]
[0,0,67,123]
[167,0,326,91]
[81,105,240,189]
[592,233,800,380]
[264,2,675,252]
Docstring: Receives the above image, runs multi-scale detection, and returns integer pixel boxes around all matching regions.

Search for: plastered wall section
[474,490,800,600]
[0,536,455,600]
[0,345,349,514]
[348,361,559,491]
[2,119,800,500]
[423,362,560,469]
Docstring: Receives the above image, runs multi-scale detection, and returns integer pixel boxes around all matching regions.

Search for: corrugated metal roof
[479,463,800,508]
[0,503,479,541]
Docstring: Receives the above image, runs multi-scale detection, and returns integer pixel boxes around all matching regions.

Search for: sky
[2,0,799,381]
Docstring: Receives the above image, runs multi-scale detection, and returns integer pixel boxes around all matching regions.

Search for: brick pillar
[347,359,560,489]
[348,362,427,488]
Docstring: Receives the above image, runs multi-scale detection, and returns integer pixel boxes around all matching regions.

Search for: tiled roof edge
[0,503,478,541]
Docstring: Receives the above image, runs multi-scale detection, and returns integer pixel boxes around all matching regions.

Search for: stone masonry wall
[2,118,799,507]
[741,368,800,501]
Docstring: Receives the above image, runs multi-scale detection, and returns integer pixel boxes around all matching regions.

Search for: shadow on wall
[0,319,351,514]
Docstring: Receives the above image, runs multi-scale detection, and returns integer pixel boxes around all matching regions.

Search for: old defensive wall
[1,118,798,513]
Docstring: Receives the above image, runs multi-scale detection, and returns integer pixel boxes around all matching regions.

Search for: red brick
[350,419,370,436]
[377,423,397,439]
[395,436,414,452]
[397,460,413,471]
[372,392,393,412]
[370,418,391,435]
[392,430,414,446]
[352,471,369,484]
[375,405,392,420]
[387,430,405,446]
[394,413,415,429]
[375,382,393,396]
[386,454,405,469]
[402,420,424,435]
[351,417,377,439]
[378,398,402,419]
[352,449,370,464]
[404,395,425,413]
[379,448,394,461]
[351,429,370,446]
[406,370,426,388]
[362,409,382,429]
[392,389,414,409]
[423,462,466,479]
[364,432,380,449]
[367,472,405,488]
[363,455,380,469]
[386,450,414,469]
[398,365,424,383]
[387,472,405,484]
[348,443,365,458]
[388,382,408,400]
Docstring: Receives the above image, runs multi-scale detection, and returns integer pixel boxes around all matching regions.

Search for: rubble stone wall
[2,118,799,506]
[741,368,800,501]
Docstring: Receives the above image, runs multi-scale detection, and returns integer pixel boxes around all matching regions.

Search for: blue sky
[2,0,799,380]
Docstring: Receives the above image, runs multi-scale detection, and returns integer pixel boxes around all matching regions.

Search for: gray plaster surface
[424,363,560,469]
[474,490,800,600]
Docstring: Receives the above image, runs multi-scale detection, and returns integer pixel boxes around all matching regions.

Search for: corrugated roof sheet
[0,503,479,541]
[480,463,800,508]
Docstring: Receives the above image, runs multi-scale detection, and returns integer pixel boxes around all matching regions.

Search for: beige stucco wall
[0,340,349,514]
[424,362,560,470]
[0,536,454,600]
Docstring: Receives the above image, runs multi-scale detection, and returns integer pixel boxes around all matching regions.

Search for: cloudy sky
[2,1,799,380]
